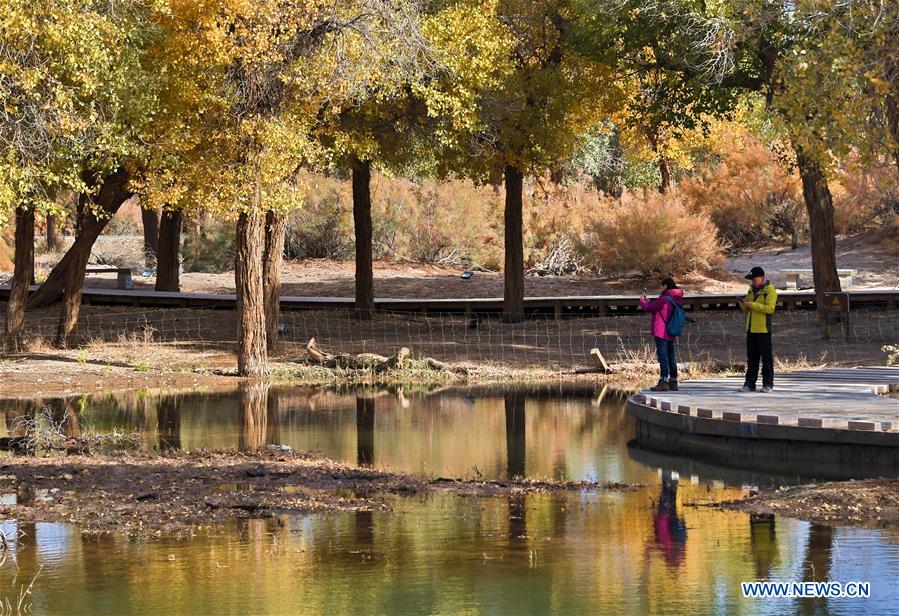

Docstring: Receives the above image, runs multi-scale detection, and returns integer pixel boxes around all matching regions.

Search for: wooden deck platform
[1,284,898,316]
[627,367,899,477]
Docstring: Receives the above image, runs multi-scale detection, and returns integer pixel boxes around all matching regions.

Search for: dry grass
[583,191,723,276]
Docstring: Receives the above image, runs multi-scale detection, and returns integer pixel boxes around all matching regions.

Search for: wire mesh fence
[5,303,897,370]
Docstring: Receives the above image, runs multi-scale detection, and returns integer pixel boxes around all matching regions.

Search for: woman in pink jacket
[639,277,684,392]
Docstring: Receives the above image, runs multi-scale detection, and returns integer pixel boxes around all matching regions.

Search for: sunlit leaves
[0,0,160,214]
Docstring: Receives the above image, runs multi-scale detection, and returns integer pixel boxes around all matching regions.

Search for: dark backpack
[664,296,687,337]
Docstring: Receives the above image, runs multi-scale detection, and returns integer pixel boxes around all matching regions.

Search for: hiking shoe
[760,386,773,393]
[650,380,670,392]
[668,380,679,391]
[738,385,754,393]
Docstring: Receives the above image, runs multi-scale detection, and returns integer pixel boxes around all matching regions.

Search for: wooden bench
[85,266,134,290]
[782,268,857,290]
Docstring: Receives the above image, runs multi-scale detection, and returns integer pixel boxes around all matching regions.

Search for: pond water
[1,385,898,614]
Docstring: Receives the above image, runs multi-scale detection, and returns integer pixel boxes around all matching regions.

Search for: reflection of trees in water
[356,397,375,467]
[798,523,833,615]
[505,393,526,479]
[265,389,282,445]
[157,395,182,450]
[3,398,36,438]
[749,514,779,581]
[355,510,374,545]
[508,495,527,544]
[238,382,270,451]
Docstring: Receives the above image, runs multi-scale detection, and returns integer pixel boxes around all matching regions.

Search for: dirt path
[0,450,641,537]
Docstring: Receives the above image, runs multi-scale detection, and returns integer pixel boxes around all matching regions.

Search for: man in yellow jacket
[738,266,777,393]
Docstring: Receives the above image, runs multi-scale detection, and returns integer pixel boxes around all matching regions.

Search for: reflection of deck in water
[627,367,899,478]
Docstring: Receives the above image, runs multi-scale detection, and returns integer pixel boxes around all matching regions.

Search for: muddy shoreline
[722,480,899,529]
[3,450,898,538]
[0,450,642,537]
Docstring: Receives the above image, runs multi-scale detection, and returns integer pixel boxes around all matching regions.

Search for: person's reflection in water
[156,395,182,451]
[238,382,270,451]
[653,470,687,566]
[749,513,779,580]
[356,396,375,467]
[505,393,526,479]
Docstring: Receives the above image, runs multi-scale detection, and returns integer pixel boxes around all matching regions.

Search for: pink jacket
[639,288,685,341]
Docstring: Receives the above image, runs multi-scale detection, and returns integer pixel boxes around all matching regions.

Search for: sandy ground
[0,357,235,399]
[0,450,640,536]
[7,231,895,299]
[725,480,899,529]
[727,232,899,290]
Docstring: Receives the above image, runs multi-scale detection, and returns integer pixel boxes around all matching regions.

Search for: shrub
[680,139,804,249]
[524,176,599,268]
[0,220,12,271]
[289,171,504,269]
[370,174,503,268]
[91,241,143,269]
[284,193,353,260]
[182,217,234,273]
[583,191,722,276]
[832,158,898,234]
[102,196,142,235]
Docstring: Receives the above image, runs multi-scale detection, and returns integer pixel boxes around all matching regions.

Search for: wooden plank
[590,348,612,374]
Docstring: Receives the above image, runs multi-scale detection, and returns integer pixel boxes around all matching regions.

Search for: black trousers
[745,333,774,389]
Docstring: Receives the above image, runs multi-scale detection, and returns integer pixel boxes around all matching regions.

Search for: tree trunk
[28,169,133,310]
[157,395,182,451]
[658,157,673,193]
[263,209,286,352]
[503,164,525,322]
[884,36,898,175]
[155,210,182,291]
[236,208,268,376]
[140,206,160,269]
[646,130,673,193]
[55,196,98,348]
[352,157,374,319]
[795,147,841,320]
[592,130,624,198]
[46,213,63,252]
[5,207,35,351]
[887,91,899,177]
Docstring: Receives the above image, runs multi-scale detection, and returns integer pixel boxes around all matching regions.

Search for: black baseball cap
[744,266,765,279]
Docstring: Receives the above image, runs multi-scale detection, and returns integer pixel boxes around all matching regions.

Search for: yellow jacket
[741,282,777,333]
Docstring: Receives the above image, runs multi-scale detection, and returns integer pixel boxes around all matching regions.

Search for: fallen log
[425,357,469,375]
[304,338,464,374]
[305,338,411,373]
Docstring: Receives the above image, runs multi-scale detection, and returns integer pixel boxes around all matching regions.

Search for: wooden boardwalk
[630,367,899,438]
[1,284,897,316]
[627,367,899,477]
